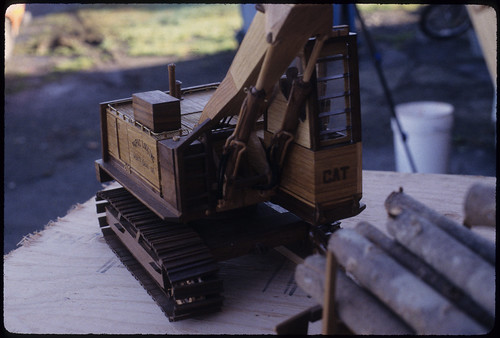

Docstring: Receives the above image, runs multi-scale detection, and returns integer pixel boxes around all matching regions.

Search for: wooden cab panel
[157,139,179,211]
[266,90,312,149]
[279,143,361,206]
[313,143,362,204]
[275,142,362,225]
[265,28,364,225]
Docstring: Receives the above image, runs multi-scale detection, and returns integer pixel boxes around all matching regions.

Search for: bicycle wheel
[419,5,471,40]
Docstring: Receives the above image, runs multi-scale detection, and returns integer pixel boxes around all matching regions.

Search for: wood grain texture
[386,209,495,315]
[329,229,486,334]
[126,124,160,190]
[132,91,181,133]
[199,11,267,124]
[3,187,321,334]
[106,115,118,158]
[354,221,494,329]
[385,189,495,264]
[279,142,362,206]
[340,171,496,242]
[116,118,131,164]
[4,171,495,334]
[266,90,312,148]
[295,254,414,334]
[463,183,496,227]
[158,140,178,210]
[105,109,161,192]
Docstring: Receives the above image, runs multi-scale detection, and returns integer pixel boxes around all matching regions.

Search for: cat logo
[323,166,349,184]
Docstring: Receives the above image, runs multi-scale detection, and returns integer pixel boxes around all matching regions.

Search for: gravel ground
[4,5,496,254]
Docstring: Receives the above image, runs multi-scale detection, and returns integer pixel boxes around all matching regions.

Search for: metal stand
[354,5,417,173]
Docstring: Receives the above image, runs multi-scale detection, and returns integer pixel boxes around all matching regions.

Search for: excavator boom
[198,4,332,125]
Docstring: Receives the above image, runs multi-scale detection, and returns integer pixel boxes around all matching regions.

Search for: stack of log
[294,186,495,335]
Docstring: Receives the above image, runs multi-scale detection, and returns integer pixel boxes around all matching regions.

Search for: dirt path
[4,5,496,254]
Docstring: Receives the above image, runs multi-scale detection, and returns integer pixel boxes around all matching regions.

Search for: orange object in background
[5,4,25,36]
[5,4,25,60]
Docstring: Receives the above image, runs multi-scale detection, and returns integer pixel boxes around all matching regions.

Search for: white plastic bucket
[391,101,454,173]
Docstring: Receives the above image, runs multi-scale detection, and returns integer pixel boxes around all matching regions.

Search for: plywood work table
[4,170,495,334]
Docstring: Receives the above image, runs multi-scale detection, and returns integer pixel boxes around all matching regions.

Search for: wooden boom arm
[212,4,333,202]
[198,4,332,125]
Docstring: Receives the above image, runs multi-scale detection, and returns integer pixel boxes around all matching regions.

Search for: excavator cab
[264,27,364,225]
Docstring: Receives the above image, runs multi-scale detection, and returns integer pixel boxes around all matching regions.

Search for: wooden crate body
[105,106,162,192]
[97,86,220,222]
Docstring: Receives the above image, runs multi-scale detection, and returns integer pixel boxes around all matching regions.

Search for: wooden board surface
[3,170,495,334]
[341,171,495,241]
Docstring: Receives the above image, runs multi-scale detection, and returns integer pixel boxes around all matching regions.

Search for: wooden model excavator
[95,4,364,320]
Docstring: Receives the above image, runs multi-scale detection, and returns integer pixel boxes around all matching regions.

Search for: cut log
[295,254,414,335]
[463,183,496,228]
[328,229,486,334]
[354,221,494,329]
[386,208,495,316]
[385,190,495,265]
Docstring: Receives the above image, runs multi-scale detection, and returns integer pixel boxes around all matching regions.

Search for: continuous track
[96,187,224,321]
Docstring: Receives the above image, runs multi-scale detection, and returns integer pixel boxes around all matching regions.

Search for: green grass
[53,56,95,72]
[357,4,422,13]
[78,4,242,58]
[14,4,423,74]
[15,4,242,73]
[81,4,241,58]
